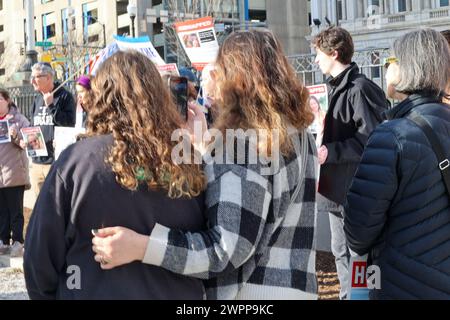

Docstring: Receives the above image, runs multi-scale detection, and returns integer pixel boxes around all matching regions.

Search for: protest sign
[157,63,180,78]
[307,84,328,143]
[174,17,219,71]
[21,127,48,157]
[90,35,165,75]
[54,127,86,160]
[0,120,11,144]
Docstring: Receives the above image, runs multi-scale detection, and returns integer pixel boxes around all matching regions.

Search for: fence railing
[7,82,77,121]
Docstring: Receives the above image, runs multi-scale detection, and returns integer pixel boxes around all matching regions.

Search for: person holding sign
[29,62,76,202]
[0,89,30,257]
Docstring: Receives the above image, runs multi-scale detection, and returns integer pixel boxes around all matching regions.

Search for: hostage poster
[21,126,48,158]
[175,17,219,71]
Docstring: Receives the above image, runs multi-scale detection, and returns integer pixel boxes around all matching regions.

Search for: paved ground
[0,251,338,301]
[0,268,28,300]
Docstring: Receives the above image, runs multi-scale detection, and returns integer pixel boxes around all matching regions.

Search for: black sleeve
[50,91,76,127]
[344,126,399,255]
[23,165,69,300]
[325,86,387,164]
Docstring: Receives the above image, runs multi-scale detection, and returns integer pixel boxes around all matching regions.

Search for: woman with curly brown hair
[92,30,319,300]
[23,51,207,300]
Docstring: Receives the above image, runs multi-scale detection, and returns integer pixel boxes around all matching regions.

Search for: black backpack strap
[408,111,450,198]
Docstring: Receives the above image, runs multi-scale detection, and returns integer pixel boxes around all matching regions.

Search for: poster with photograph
[174,17,219,71]
[0,120,11,144]
[157,63,180,78]
[307,84,328,143]
[21,127,48,157]
[54,127,86,160]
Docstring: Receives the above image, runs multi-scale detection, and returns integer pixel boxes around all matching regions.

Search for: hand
[9,127,17,139]
[186,101,209,152]
[318,145,328,165]
[19,140,27,149]
[91,227,149,270]
[43,92,54,106]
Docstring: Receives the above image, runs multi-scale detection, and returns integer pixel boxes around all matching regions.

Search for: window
[398,0,407,12]
[42,12,56,39]
[87,34,99,43]
[0,42,4,54]
[83,3,99,44]
[116,0,129,16]
[337,0,343,20]
[0,69,5,76]
[0,0,3,11]
[440,0,449,6]
[0,25,3,32]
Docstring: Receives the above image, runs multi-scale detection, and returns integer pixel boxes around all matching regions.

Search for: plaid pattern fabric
[144,131,318,300]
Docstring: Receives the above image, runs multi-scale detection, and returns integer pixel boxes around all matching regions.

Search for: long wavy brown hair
[86,51,206,198]
[213,29,313,156]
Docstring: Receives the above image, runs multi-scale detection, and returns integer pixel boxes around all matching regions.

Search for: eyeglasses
[30,74,48,81]
[383,57,399,69]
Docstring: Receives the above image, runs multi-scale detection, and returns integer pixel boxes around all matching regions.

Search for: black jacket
[318,63,388,206]
[345,94,450,299]
[24,135,206,300]
[31,83,76,164]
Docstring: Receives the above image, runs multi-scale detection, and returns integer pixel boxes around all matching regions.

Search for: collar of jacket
[326,62,359,93]
[384,93,442,120]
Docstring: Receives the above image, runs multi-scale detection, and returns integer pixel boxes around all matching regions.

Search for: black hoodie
[31,83,76,164]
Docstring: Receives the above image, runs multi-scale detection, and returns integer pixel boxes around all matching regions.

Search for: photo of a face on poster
[21,126,48,157]
[0,120,11,144]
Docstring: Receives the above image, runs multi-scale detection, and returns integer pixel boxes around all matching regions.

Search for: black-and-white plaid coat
[143,131,319,300]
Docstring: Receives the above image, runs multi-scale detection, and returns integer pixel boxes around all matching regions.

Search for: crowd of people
[0,26,448,300]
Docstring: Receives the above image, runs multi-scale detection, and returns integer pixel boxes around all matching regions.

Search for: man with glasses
[29,62,75,202]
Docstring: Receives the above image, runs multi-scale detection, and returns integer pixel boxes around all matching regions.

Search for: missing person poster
[157,63,180,78]
[307,84,329,143]
[0,120,11,144]
[54,127,86,160]
[174,17,219,71]
[21,126,48,158]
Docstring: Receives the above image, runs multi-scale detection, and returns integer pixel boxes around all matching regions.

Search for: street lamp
[86,15,106,48]
[127,4,137,38]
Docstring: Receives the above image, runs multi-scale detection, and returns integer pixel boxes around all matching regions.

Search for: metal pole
[131,17,136,37]
[19,0,38,72]
[103,24,106,48]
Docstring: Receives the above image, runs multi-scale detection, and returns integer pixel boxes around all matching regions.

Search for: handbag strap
[290,129,308,206]
[407,111,450,198]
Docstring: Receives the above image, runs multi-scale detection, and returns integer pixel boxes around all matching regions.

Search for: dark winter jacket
[24,135,206,300]
[31,83,76,164]
[319,63,389,206]
[345,94,450,299]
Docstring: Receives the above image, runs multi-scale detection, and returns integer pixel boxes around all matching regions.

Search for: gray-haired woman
[344,29,450,299]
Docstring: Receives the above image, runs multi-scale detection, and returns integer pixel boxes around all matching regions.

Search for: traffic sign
[36,41,53,47]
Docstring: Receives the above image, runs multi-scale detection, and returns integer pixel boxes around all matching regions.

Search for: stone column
[412,0,422,11]
[342,0,347,20]
[346,0,356,19]
[379,0,385,14]
[406,0,412,11]
[266,0,311,55]
[424,0,431,9]
[363,0,369,16]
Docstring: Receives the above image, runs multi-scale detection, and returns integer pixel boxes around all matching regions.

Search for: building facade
[0,0,134,84]
[310,0,450,49]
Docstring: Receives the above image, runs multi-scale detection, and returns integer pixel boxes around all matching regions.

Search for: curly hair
[213,29,313,156]
[86,51,206,198]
